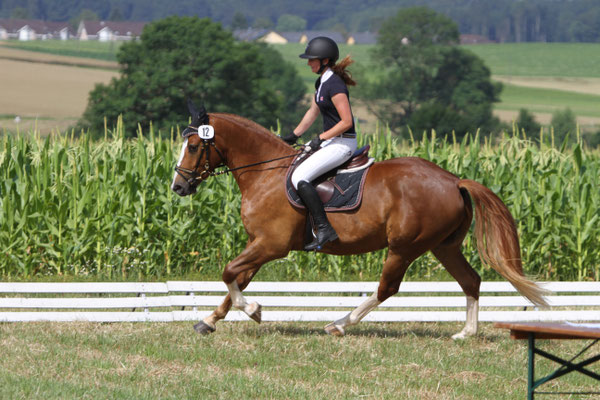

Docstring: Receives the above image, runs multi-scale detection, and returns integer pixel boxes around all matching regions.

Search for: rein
[174,125,301,185]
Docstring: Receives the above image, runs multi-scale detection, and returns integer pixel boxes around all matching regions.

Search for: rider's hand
[305,136,323,152]
[281,132,299,145]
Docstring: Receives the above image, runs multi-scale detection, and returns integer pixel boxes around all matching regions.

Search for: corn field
[0,121,598,281]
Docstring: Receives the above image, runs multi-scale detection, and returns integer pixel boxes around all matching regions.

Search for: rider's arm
[320,93,353,140]
[292,96,320,137]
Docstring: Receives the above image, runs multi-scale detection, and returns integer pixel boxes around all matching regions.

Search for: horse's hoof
[248,302,262,324]
[193,321,216,335]
[324,322,345,336]
[451,329,475,340]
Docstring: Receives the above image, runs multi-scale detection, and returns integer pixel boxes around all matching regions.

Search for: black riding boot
[297,180,339,251]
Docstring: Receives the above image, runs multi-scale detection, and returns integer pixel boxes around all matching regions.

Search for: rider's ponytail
[330,56,356,86]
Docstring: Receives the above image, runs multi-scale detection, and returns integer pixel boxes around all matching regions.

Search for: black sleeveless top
[314,72,356,135]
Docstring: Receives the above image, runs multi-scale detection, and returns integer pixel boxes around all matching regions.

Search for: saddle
[285,145,374,212]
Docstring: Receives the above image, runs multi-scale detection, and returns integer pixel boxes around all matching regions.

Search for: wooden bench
[495,322,600,399]
[0,281,599,323]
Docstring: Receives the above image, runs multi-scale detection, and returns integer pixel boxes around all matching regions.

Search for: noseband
[174,125,226,186]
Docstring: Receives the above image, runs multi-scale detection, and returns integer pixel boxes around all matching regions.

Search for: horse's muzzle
[171,181,198,197]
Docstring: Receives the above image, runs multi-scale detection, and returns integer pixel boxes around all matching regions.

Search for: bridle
[174,124,300,186]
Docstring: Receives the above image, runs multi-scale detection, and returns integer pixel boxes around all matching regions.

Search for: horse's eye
[188,144,199,153]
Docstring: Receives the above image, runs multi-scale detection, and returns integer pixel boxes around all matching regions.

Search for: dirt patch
[493,75,600,95]
[0,58,117,133]
[0,44,118,69]
[494,109,600,128]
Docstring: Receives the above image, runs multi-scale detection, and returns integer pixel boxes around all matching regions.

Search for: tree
[551,108,577,144]
[69,9,99,30]
[515,108,541,135]
[356,7,502,138]
[252,17,274,29]
[11,7,30,19]
[230,11,248,30]
[79,16,306,137]
[276,14,307,31]
[109,6,124,22]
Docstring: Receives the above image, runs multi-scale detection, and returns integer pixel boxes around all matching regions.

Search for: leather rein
[174,125,300,186]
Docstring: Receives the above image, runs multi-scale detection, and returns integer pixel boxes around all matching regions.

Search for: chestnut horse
[171,102,548,338]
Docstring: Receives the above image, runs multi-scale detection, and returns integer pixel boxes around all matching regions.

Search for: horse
[171,101,548,338]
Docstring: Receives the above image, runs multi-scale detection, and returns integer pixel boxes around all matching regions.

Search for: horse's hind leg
[432,245,481,339]
[325,250,413,336]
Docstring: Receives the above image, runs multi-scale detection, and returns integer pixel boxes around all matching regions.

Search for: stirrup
[304,225,338,251]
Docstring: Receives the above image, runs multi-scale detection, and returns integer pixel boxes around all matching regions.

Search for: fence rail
[1,281,599,323]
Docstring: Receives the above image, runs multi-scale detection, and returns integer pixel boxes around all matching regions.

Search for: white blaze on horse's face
[171,138,189,190]
[170,125,215,190]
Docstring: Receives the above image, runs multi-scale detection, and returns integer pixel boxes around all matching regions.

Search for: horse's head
[171,100,225,196]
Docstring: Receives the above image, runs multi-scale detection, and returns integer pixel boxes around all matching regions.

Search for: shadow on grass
[242,321,505,341]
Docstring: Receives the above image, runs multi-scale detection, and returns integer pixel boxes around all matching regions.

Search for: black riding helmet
[299,36,339,71]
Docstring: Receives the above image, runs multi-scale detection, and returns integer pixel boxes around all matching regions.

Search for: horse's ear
[187,98,209,126]
[187,98,199,118]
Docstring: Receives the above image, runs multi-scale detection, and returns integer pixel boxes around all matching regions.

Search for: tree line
[3,0,600,43]
[75,7,596,145]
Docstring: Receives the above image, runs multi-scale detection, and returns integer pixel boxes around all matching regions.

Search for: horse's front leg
[194,294,232,334]
[195,239,284,334]
[222,241,278,323]
[194,267,260,334]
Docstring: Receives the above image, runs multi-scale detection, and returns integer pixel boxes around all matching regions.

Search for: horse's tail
[458,179,549,307]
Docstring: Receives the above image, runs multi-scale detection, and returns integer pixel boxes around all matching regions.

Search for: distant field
[496,83,600,118]
[4,39,121,61]
[1,40,599,134]
[0,45,117,133]
[464,43,600,78]
[272,42,600,130]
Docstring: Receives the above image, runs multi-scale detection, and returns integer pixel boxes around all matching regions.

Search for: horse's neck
[215,115,294,188]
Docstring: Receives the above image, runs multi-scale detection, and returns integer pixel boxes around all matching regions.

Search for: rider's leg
[291,138,355,251]
[296,180,338,250]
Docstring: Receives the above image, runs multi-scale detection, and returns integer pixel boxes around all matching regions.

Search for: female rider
[281,36,357,251]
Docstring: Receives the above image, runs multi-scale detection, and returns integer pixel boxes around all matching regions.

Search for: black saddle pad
[285,153,371,212]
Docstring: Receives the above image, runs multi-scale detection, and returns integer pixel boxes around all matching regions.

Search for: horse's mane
[211,113,286,147]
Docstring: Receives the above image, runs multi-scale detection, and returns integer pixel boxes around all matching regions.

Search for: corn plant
[0,122,598,281]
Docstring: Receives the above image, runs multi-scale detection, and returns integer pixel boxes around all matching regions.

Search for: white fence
[0,281,599,323]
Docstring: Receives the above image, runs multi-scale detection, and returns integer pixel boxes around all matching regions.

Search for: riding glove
[281,132,299,145]
[305,136,323,152]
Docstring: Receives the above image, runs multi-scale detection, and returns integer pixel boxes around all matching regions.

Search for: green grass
[273,42,600,121]
[497,83,600,118]
[1,321,597,399]
[463,43,600,78]
[3,39,121,61]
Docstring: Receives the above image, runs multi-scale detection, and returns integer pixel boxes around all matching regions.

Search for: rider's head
[299,36,339,74]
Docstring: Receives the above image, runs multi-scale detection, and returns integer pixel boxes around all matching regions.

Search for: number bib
[198,125,214,139]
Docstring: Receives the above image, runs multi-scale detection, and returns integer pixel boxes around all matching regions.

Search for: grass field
[1,321,597,399]
[496,84,600,118]
[2,40,600,135]
[273,42,600,131]
[463,43,600,78]
[0,44,118,133]
[5,39,121,61]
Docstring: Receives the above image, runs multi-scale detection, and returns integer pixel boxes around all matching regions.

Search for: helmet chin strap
[317,59,328,74]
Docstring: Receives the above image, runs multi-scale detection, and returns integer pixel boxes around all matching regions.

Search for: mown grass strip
[0,321,597,400]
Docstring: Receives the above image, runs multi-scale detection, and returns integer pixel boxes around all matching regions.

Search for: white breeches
[291,137,357,189]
